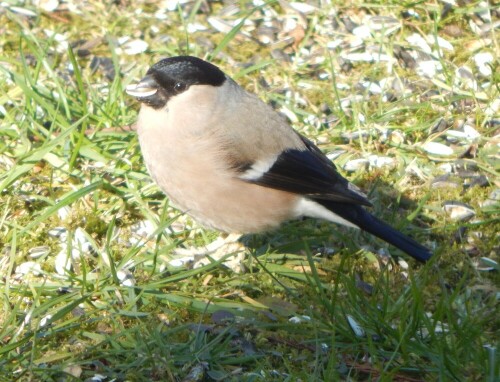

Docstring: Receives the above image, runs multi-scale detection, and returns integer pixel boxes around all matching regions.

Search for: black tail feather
[316,200,432,262]
[356,211,432,262]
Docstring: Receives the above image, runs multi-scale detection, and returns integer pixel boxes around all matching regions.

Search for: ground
[0,0,499,381]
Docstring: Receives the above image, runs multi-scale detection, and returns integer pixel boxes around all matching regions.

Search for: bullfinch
[125,56,432,263]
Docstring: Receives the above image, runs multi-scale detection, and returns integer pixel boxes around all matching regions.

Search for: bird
[125,55,432,264]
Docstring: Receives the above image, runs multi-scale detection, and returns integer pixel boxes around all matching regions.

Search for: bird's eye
[173,82,187,93]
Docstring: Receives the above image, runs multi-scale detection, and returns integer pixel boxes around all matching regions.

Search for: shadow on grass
[237,180,438,265]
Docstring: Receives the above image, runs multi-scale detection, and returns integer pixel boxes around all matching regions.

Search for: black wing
[242,134,372,206]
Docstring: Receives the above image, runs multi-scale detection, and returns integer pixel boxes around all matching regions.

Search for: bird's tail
[316,200,432,262]
[357,211,432,262]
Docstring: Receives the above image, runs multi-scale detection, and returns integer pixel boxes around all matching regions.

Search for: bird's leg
[172,233,246,272]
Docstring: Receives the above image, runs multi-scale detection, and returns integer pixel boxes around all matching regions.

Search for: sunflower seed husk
[368,155,396,169]
[352,25,371,40]
[289,2,317,14]
[34,0,59,12]
[347,315,365,337]
[463,175,489,189]
[416,60,443,78]
[473,52,494,77]
[28,246,50,259]
[343,158,369,172]
[429,35,454,52]
[48,227,67,238]
[432,174,461,188]
[367,16,400,35]
[407,33,432,53]
[117,270,135,287]
[289,315,311,324]
[341,130,374,142]
[475,1,492,23]
[9,6,38,17]
[443,201,476,221]
[422,141,454,156]
[480,188,500,209]
[57,206,71,221]
[55,247,72,275]
[15,261,42,276]
[169,256,194,267]
[121,39,148,55]
[446,124,481,142]
[473,257,499,272]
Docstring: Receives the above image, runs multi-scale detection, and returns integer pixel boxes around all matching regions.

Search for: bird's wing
[239,134,372,206]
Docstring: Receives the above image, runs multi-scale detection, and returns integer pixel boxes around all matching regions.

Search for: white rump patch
[294,198,359,228]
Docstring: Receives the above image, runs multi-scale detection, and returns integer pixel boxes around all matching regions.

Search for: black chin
[138,91,170,109]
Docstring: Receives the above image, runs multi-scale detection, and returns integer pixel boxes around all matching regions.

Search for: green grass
[0,1,499,381]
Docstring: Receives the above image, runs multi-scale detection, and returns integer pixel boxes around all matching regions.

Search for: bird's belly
[144,154,297,233]
[164,173,297,233]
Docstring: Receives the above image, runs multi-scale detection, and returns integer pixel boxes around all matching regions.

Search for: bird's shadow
[237,181,435,263]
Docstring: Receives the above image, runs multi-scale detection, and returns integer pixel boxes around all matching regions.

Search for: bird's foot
[171,233,246,273]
